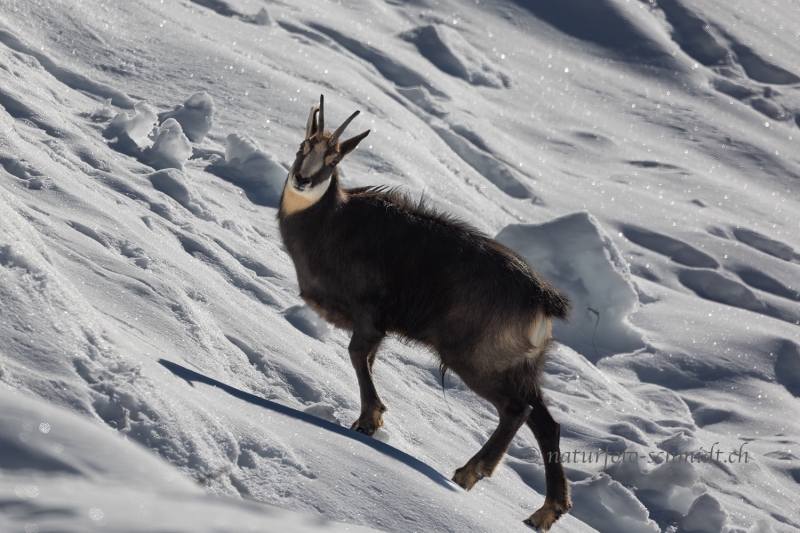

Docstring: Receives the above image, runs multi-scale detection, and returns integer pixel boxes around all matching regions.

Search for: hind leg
[348,324,386,436]
[452,396,532,490]
[524,388,571,532]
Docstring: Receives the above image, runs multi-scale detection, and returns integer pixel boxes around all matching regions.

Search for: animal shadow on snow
[159,359,458,491]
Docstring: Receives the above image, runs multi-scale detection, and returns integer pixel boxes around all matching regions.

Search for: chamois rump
[277,95,572,531]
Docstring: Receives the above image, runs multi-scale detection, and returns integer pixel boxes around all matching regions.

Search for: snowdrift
[1,0,799,531]
[497,212,645,361]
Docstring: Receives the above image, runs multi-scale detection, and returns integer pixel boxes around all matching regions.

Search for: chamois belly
[383,284,546,376]
[300,292,357,331]
[298,256,549,378]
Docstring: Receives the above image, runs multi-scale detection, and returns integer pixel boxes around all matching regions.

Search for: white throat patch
[281,175,332,214]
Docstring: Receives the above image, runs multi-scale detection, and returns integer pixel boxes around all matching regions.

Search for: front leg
[348,326,386,436]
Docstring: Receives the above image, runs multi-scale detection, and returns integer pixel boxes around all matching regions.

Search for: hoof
[350,409,384,436]
[452,464,485,491]
[351,423,376,436]
[522,517,540,532]
[524,500,570,532]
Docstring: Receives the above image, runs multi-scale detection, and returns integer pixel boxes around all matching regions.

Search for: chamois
[278,95,572,531]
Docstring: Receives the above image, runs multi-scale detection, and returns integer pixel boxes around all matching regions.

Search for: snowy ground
[0,0,799,532]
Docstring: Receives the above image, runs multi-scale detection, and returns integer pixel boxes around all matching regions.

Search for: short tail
[542,285,571,321]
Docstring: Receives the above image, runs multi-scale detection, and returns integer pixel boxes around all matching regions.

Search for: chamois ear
[339,130,370,157]
[305,106,319,140]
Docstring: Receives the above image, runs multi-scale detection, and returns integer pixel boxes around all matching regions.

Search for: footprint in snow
[283,305,330,342]
[621,225,719,269]
[0,156,45,189]
[732,228,799,263]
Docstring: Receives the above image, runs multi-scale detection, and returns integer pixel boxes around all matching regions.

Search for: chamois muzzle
[294,173,311,190]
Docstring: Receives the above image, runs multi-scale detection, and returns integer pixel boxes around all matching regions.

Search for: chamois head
[283,95,370,211]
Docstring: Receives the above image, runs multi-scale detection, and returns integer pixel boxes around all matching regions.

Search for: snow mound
[681,493,728,533]
[570,473,660,533]
[253,7,272,26]
[104,101,195,169]
[205,133,287,207]
[605,445,703,521]
[158,92,215,143]
[284,305,331,341]
[496,211,644,361]
[303,403,340,424]
[0,388,376,533]
[402,25,510,88]
[103,101,158,149]
[88,98,117,121]
[657,431,698,454]
[145,118,193,170]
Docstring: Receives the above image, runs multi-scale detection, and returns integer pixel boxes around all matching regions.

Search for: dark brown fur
[278,97,573,530]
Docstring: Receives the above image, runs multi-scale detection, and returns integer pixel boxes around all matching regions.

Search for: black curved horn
[316,94,325,142]
[330,110,360,147]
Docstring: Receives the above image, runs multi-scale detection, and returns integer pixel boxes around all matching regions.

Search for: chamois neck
[279,170,344,218]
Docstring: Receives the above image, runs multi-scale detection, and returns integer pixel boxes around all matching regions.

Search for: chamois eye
[329,160,338,168]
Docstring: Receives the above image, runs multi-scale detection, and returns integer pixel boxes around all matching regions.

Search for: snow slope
[0,0,799,532]
[0,388,376,533]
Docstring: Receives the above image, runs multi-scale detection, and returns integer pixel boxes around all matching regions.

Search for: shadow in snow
[732,228,799,262]
[509,0,672,64]
[775,340,800,398]
[621,225,718,268]
[159,359,459,492]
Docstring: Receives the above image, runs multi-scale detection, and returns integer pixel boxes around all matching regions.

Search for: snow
[1,0,799,532]
[284,305,331,342]
[206,133,288,206]
[104,101,159,149]
[682,493,729,533]
[497,212,644,361]
[0,388,376,533]
[105,102,194,170]
[158,92,216,143]
[148,118,193,170]
[401,24,511,88]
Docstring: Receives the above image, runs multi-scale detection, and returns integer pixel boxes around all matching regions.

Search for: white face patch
[299,142,327,177]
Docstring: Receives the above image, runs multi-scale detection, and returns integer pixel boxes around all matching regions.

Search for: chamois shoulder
[345,186,479,233]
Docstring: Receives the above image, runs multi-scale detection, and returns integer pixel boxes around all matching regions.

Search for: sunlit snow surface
[0,0,799,532]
